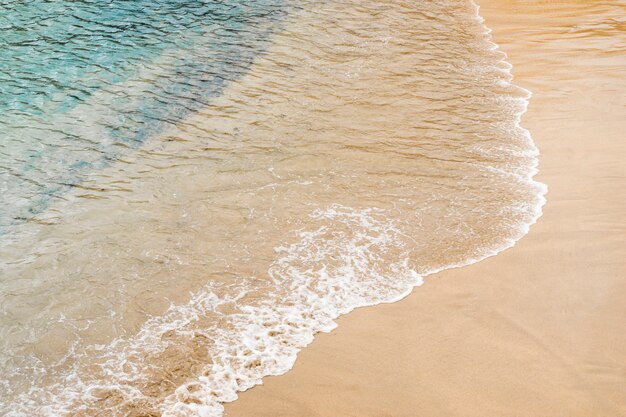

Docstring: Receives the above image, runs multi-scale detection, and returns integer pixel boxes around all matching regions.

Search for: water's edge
[163,1,548,415]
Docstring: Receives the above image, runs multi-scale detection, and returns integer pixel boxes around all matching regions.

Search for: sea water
[0,0,545,415]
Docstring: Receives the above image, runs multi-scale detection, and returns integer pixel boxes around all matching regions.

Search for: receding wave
[0,0,545,416]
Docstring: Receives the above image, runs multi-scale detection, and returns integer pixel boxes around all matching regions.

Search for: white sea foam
[11,181,543,416]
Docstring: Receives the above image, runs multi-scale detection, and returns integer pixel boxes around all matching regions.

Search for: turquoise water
[0,0,286,233]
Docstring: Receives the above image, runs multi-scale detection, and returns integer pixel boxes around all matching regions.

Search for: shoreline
[225,0,626,416]
[1,1,555,415]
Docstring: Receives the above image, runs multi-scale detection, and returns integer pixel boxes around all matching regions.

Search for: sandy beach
[225,1,626,416]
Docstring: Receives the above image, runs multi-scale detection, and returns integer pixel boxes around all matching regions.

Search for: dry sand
[225,1,626,416]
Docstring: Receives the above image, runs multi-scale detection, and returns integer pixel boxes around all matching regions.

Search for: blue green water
[0,0,287,233]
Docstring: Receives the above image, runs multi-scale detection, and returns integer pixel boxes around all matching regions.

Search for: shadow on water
[0,0,290,233]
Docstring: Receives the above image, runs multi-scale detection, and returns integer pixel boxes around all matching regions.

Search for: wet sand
[225,1,626,416]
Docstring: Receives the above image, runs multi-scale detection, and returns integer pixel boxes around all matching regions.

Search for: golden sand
[225,1,626,415]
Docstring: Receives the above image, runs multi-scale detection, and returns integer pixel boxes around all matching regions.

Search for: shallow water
[0,0,286,234]
[0,0,545,415]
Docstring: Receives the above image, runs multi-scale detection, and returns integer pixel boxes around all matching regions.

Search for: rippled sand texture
[0,0,544,416]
